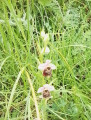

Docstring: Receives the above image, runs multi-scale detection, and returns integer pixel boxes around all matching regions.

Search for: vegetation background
[0,0,91,120]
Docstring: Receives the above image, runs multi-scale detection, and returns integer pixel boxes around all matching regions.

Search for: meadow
[0,0,91,120]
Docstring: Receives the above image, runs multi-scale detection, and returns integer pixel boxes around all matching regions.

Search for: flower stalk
[41,99,48,120]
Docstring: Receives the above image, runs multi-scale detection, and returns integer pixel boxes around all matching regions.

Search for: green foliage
[0,0,91,120]
[38,0,53,6]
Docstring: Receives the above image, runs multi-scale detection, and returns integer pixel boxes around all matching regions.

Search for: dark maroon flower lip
[43,89,50,98]
[43,67,52,76]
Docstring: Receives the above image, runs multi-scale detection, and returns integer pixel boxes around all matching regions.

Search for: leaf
[38,0,53,6]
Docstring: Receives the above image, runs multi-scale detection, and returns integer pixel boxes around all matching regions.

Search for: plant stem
[42,99,48,120]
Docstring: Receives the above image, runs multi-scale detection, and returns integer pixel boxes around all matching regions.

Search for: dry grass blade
[26,71,41,120]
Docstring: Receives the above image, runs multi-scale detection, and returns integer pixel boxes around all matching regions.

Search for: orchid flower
[40,30,49,42]
[41,30,45,38]
[41,46,50,54]
[43,33,49,42]
[37,84,55,98]
[38,60,56,76]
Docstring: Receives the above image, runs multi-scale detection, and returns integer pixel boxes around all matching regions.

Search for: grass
[0,0,91,120]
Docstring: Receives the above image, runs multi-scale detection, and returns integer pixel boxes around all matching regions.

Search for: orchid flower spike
[37,84,55,98]
[38,60,56,76]
[41,46,50,54]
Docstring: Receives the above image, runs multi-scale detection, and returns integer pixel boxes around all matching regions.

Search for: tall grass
[0,0,91,120]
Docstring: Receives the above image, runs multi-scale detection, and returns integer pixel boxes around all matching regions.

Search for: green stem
[42,99,48,120]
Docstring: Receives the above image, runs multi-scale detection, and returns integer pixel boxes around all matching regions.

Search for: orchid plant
[36,30,56,120]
